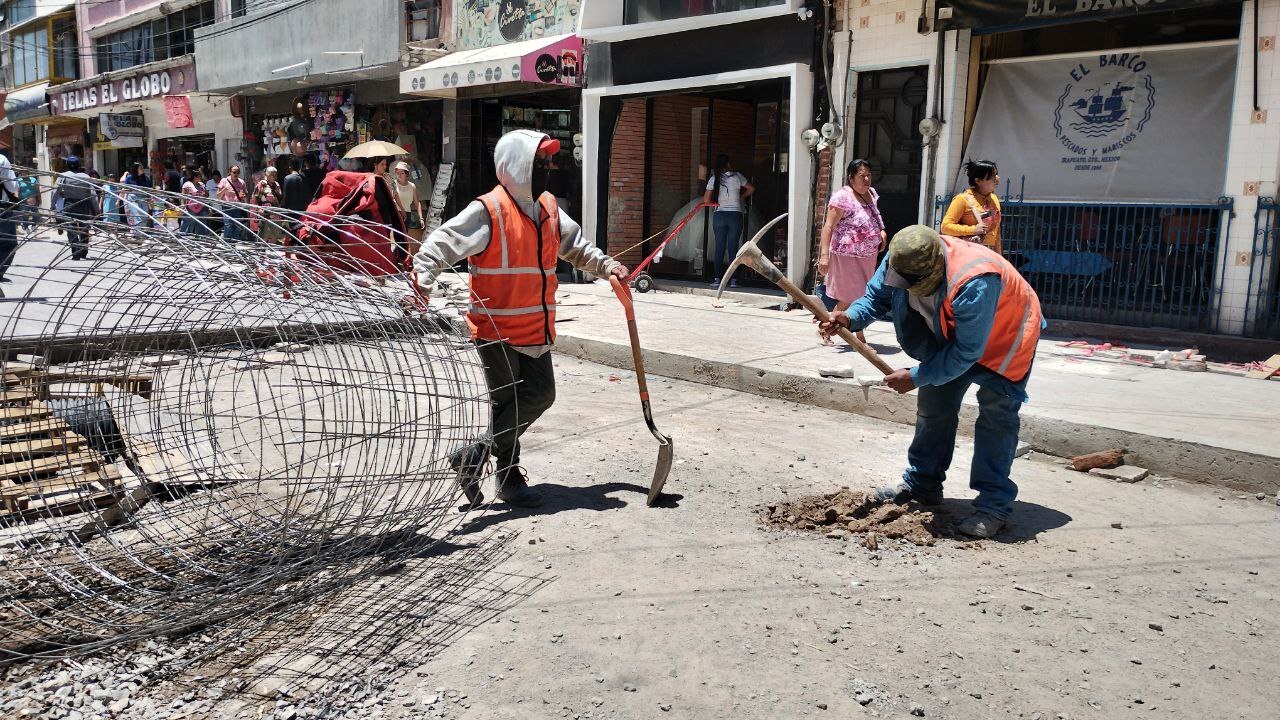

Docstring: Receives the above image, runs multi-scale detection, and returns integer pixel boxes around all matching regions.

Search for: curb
[555,333,1280,496]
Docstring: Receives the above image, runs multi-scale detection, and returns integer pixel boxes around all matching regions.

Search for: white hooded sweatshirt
[414,129,619,356]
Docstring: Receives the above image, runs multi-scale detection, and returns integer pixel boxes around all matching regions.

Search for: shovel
[608,275,673,506]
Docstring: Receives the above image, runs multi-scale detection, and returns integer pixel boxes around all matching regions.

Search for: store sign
[961,44,1235,201]
[51,62,197,115]
[456,0,579,49]
[94,113,145,151]
[498,0,528,42]
[164,95,194,128]
[937,0,1240,32]
[521,35,581,87]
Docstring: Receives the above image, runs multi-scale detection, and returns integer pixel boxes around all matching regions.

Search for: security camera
[801,128,821,149]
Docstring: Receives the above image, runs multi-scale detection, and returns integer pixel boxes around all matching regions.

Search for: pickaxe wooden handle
[716,213,896,376]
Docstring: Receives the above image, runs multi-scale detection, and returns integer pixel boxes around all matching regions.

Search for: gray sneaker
[957,512,1006,539]
[496,466,543,508]
[448,444,489,509]
[873,480,943,506]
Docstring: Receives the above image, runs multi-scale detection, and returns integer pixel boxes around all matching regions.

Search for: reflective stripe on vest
[938,236,1042,383]
[468,187,560,346]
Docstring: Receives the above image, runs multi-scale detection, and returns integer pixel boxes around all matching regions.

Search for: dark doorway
[852,66,928,235]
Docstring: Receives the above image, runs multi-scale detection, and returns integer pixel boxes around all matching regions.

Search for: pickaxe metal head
[713,213,790,307]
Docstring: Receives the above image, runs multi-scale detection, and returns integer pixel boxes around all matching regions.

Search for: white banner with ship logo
[959,42,1237,202]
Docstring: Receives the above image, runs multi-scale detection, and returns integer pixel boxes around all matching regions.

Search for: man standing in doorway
[414,129,628,508]
[821,225,1042,538]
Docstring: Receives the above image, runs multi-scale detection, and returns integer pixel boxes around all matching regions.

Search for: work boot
[496,466,543,508]
[957,512,1006,539]
[448,444,489,509]
[872,479,943,507]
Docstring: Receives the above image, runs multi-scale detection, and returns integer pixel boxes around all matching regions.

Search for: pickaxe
[715,213,895,377]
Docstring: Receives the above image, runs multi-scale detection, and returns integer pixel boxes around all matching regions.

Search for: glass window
[53,20,77,80]
[231,0,247,19]
[6,0,36,27]
[95,1,214,72]
[11,26,48,87]
[624,0,784,24]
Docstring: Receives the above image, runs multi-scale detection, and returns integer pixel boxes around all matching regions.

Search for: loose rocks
[760,489,939,546]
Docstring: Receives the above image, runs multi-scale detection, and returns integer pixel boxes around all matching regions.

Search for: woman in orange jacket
[941,159,1002,255]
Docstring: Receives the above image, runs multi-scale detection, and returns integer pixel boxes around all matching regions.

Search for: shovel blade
[647,436,674,507]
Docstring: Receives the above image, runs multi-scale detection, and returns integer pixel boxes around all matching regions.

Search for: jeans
[180,210,211,236]
[465,341,557,475]
[222,206,246,243]
[63,199,94,259]
[902,365,1026,520]
[0,210,15,280]
[711,210,744,281]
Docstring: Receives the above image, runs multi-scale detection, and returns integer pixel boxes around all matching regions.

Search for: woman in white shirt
[701,154,754,287]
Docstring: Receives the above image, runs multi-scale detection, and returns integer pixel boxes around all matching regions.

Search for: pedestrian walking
[0,150,20,283]
[302,154,326,200]
[391,160,424,262]
[162,160,183,194]
[820,225,1043,538]
[942,159,1003,255]
[217,165,248,242]
[252,166,286,244]
[51,156,100,261]
[17,169,40,231]
[281,158,310,246]
[415,129,629,508]
[123,163,153,229]
[818,159,887,345]
[702,154,754,287]
[203,170,223,235]
[180,168,211,235]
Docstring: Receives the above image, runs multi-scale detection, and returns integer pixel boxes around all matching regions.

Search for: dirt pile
[759,488,939,546]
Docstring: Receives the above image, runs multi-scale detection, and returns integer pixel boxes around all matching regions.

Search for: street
[8,354,1270,720]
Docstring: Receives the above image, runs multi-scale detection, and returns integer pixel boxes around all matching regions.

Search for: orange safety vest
[468,187,560,347]
[938,236,1042,383]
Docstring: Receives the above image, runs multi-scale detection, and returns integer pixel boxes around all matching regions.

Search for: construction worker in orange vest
[821,225,1043,538]
[415,129,628,508]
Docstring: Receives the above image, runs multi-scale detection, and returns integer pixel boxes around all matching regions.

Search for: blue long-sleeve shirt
[844,256,1029,401]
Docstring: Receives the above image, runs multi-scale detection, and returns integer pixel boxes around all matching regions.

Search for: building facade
[0,0,81,170]
[832,0,1280,340]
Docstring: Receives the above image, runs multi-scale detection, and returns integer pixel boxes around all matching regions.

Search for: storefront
[401,33,587,224]
[935,0,1245,332]
[48,57,239,179]
[244,80,442,203]
[581,14,817,286]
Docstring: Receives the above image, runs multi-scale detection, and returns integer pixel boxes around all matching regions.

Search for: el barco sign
[52,63,197,115]
[938,0,1233,30]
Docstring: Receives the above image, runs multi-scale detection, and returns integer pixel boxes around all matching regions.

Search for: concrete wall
[194,0,403,91]
[1219,0,1280,336]
[832,0,971,227]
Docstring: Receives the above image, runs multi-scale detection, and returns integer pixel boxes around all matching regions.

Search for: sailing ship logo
[1053,54,1157,157]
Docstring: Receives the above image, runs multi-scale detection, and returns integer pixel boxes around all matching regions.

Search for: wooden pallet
[0,394,119,517]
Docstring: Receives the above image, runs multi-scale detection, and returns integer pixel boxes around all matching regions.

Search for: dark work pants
[473,340,557,474]
[0,209,16,280]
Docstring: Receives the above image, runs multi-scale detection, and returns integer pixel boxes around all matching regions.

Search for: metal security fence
[933,191,1233,332]
[1245,197,1280,339]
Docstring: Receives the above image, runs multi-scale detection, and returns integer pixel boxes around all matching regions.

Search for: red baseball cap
[537,137,561,156]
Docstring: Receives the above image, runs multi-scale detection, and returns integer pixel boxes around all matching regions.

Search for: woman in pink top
[180,168,210,235]
[818,159,887,344]
[217,165,248,242]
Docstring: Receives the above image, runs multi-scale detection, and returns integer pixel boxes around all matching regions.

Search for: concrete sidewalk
[551,280,1280,494]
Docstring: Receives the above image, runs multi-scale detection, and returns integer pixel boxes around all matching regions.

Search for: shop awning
[400,34,583,98]
[3,84,50,125]
[937,0,1241,33]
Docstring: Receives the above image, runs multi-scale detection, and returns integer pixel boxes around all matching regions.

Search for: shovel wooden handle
[609,276,652,401]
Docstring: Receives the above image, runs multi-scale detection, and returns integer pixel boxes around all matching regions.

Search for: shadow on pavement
[457,481,684,535]
[926,498,1072,543]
